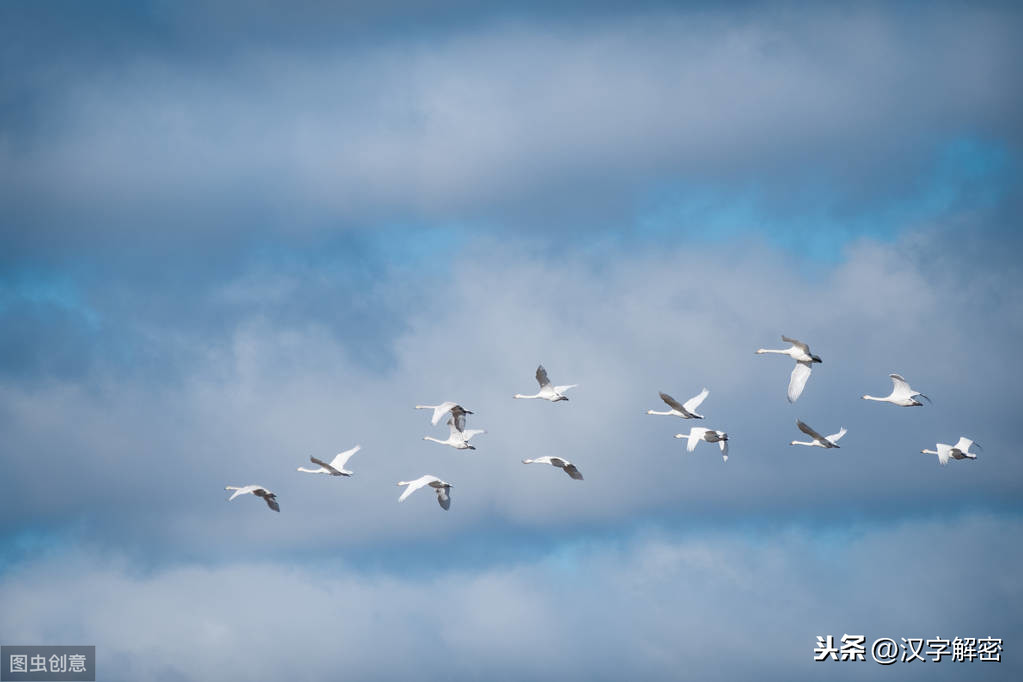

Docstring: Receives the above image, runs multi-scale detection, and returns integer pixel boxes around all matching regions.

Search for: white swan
[862,373,931,406]
[225,485,280,512]
[513,365,577,402]
[397,475,452,509]
[415,402,473,426]
[923,437,981,465]
[755,335,822,403]
[297,445,361,476]
[674,428,729,461]
[790,420,846,448]
[522,456,584,480]
[647,388,708,419]
[423,418,485,450]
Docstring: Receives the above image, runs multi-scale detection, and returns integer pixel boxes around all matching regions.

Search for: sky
[1,1,1021,680]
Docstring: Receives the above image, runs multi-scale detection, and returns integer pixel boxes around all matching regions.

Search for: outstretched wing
[226,485,257,501]
[450,406,472,430]
[788,361,812,403]
[436,486,451,510]
[718,438,728,460]
[889,373,912,396]
[553,384,578,394]
[797,420,826,442]
[431,402,457,426]
[264,496,280,512]
[330,445,361,470]
[682,388,709,414]
[536,365,551,388]
[825,427,847,445]
[563,463,584,480]
[398,476,434,502]
[952,436,979,452]
[936,444,951,466]
[309,456,339,474]
[447,418,463,437]
[781,335,809,353]
[461,428,485,442]
[659,392,686,412]
[686,429,701,453]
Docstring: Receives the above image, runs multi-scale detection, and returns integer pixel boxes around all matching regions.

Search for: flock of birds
[225,336,981,512]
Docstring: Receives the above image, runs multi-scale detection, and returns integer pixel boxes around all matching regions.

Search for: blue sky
[1,2,1021,680]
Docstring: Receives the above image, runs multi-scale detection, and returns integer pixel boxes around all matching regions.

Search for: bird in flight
[513,364,577,402]
[225,485,280,512]
[862,373,931,406]
[755,336,822,403]
[297,444,361,476]
[647,388,709,419]
[397,475,453,509]
[522,456,584,480]
[790,420,846,449]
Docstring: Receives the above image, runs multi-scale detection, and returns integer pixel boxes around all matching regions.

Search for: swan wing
[686,429,703,452]
[682,388,709,413]
[226,485,257,501]
[796,419,826,442]
[431,402,457,425]
[554,384,578,394]
[781,335,809,353]
[788,361,812,403]
[889,373,912,398]
[309,457,339,474]
[330,445,361,469]
[563,463,584,480]
[398,475,434,502]
[536,365,551,388]
[825,427,847,445]
[659,392,686,412]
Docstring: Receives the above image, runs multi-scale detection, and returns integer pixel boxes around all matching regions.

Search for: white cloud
[0,513,1017,681]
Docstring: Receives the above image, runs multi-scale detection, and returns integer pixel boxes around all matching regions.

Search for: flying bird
[755,335,822,402]
[522,456,584,480]
[297,444,361,476]
[415,402,473,427]
[647,388,708,419]
[225,485,280,512]
[396,475,452,509]
[423,418,485,450]
[922,437,981,466]
[674,428,729,461]
[862,373,931,406]
[790,420,847,448]
[513,364,577,402]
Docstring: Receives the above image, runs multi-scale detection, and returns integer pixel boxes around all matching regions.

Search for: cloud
[0,513,1018,681]
[2,3,1021,252]
[0,224,1019,560]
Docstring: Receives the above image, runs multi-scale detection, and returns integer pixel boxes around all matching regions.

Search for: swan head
[790,441,799,446]
[673,434,685,439]
[860,395,869,400]
[812,355,822,363]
